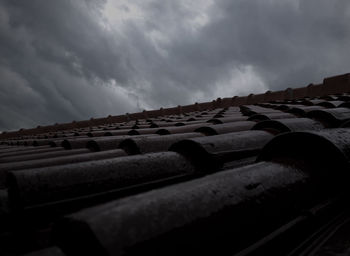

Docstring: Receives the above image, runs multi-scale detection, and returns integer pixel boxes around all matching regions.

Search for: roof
[1,73,350,255]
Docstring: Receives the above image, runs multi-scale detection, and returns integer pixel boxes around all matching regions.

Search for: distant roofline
[1,73,349,139]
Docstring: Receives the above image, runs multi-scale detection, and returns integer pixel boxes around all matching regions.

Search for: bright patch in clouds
[102,1,145,28]
[191,65,268,103]
[218,65,268,97]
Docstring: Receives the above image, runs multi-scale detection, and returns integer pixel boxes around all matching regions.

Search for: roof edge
[1,72,350,139]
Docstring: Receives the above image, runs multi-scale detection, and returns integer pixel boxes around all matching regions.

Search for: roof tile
[1,73,350,255]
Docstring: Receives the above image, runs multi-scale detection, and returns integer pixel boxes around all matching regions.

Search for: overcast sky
[0,0,350,131]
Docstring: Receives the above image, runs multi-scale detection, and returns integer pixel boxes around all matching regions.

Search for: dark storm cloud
[209,0,350,89]
[0,0,349,131]
[126,0,350,96]
[0,0,137,131]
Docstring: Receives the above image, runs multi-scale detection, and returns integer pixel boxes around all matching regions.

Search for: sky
[0,0,350,131]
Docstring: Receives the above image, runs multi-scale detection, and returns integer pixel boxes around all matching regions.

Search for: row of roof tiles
[1,73,350,139]
[1,90,350,255]
[4,101,350,144]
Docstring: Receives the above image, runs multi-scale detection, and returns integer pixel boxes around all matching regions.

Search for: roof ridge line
[1,72,349,139]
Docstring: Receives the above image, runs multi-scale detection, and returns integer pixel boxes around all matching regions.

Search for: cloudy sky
[0,0,350,131]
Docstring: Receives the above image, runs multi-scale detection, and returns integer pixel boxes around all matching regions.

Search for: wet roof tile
[1,73,350,255]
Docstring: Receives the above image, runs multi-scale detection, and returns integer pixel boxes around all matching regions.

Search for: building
[1,73,350,255]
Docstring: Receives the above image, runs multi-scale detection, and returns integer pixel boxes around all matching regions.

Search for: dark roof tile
[170,130,273,171]
[1,73,350,255]
[0,145,49,155]
[258,128,350,170]
[7,152,196,214]
[0,148,89,164]
[286,105,326,117]
[53,161,325,256]
[194,121,257,135]
[128,127,165,135]
[86,134,159,152]
[247,112,296,121]
[207,116,247,124]
[53,128,350,255]
[252,118,325,134]
[87,129,129,137]
[119,133,204,155]
[307,107,350,127]
[61,138,97,150]
[0,146,63,159]
[153,123,209,135]
[317,100,345,108]
[0,149,126,174]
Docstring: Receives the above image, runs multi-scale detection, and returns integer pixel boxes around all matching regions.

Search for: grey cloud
[0,0,137,131]
[117,0,350,105]
[207,0,350,88]
[0,0,349,131]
